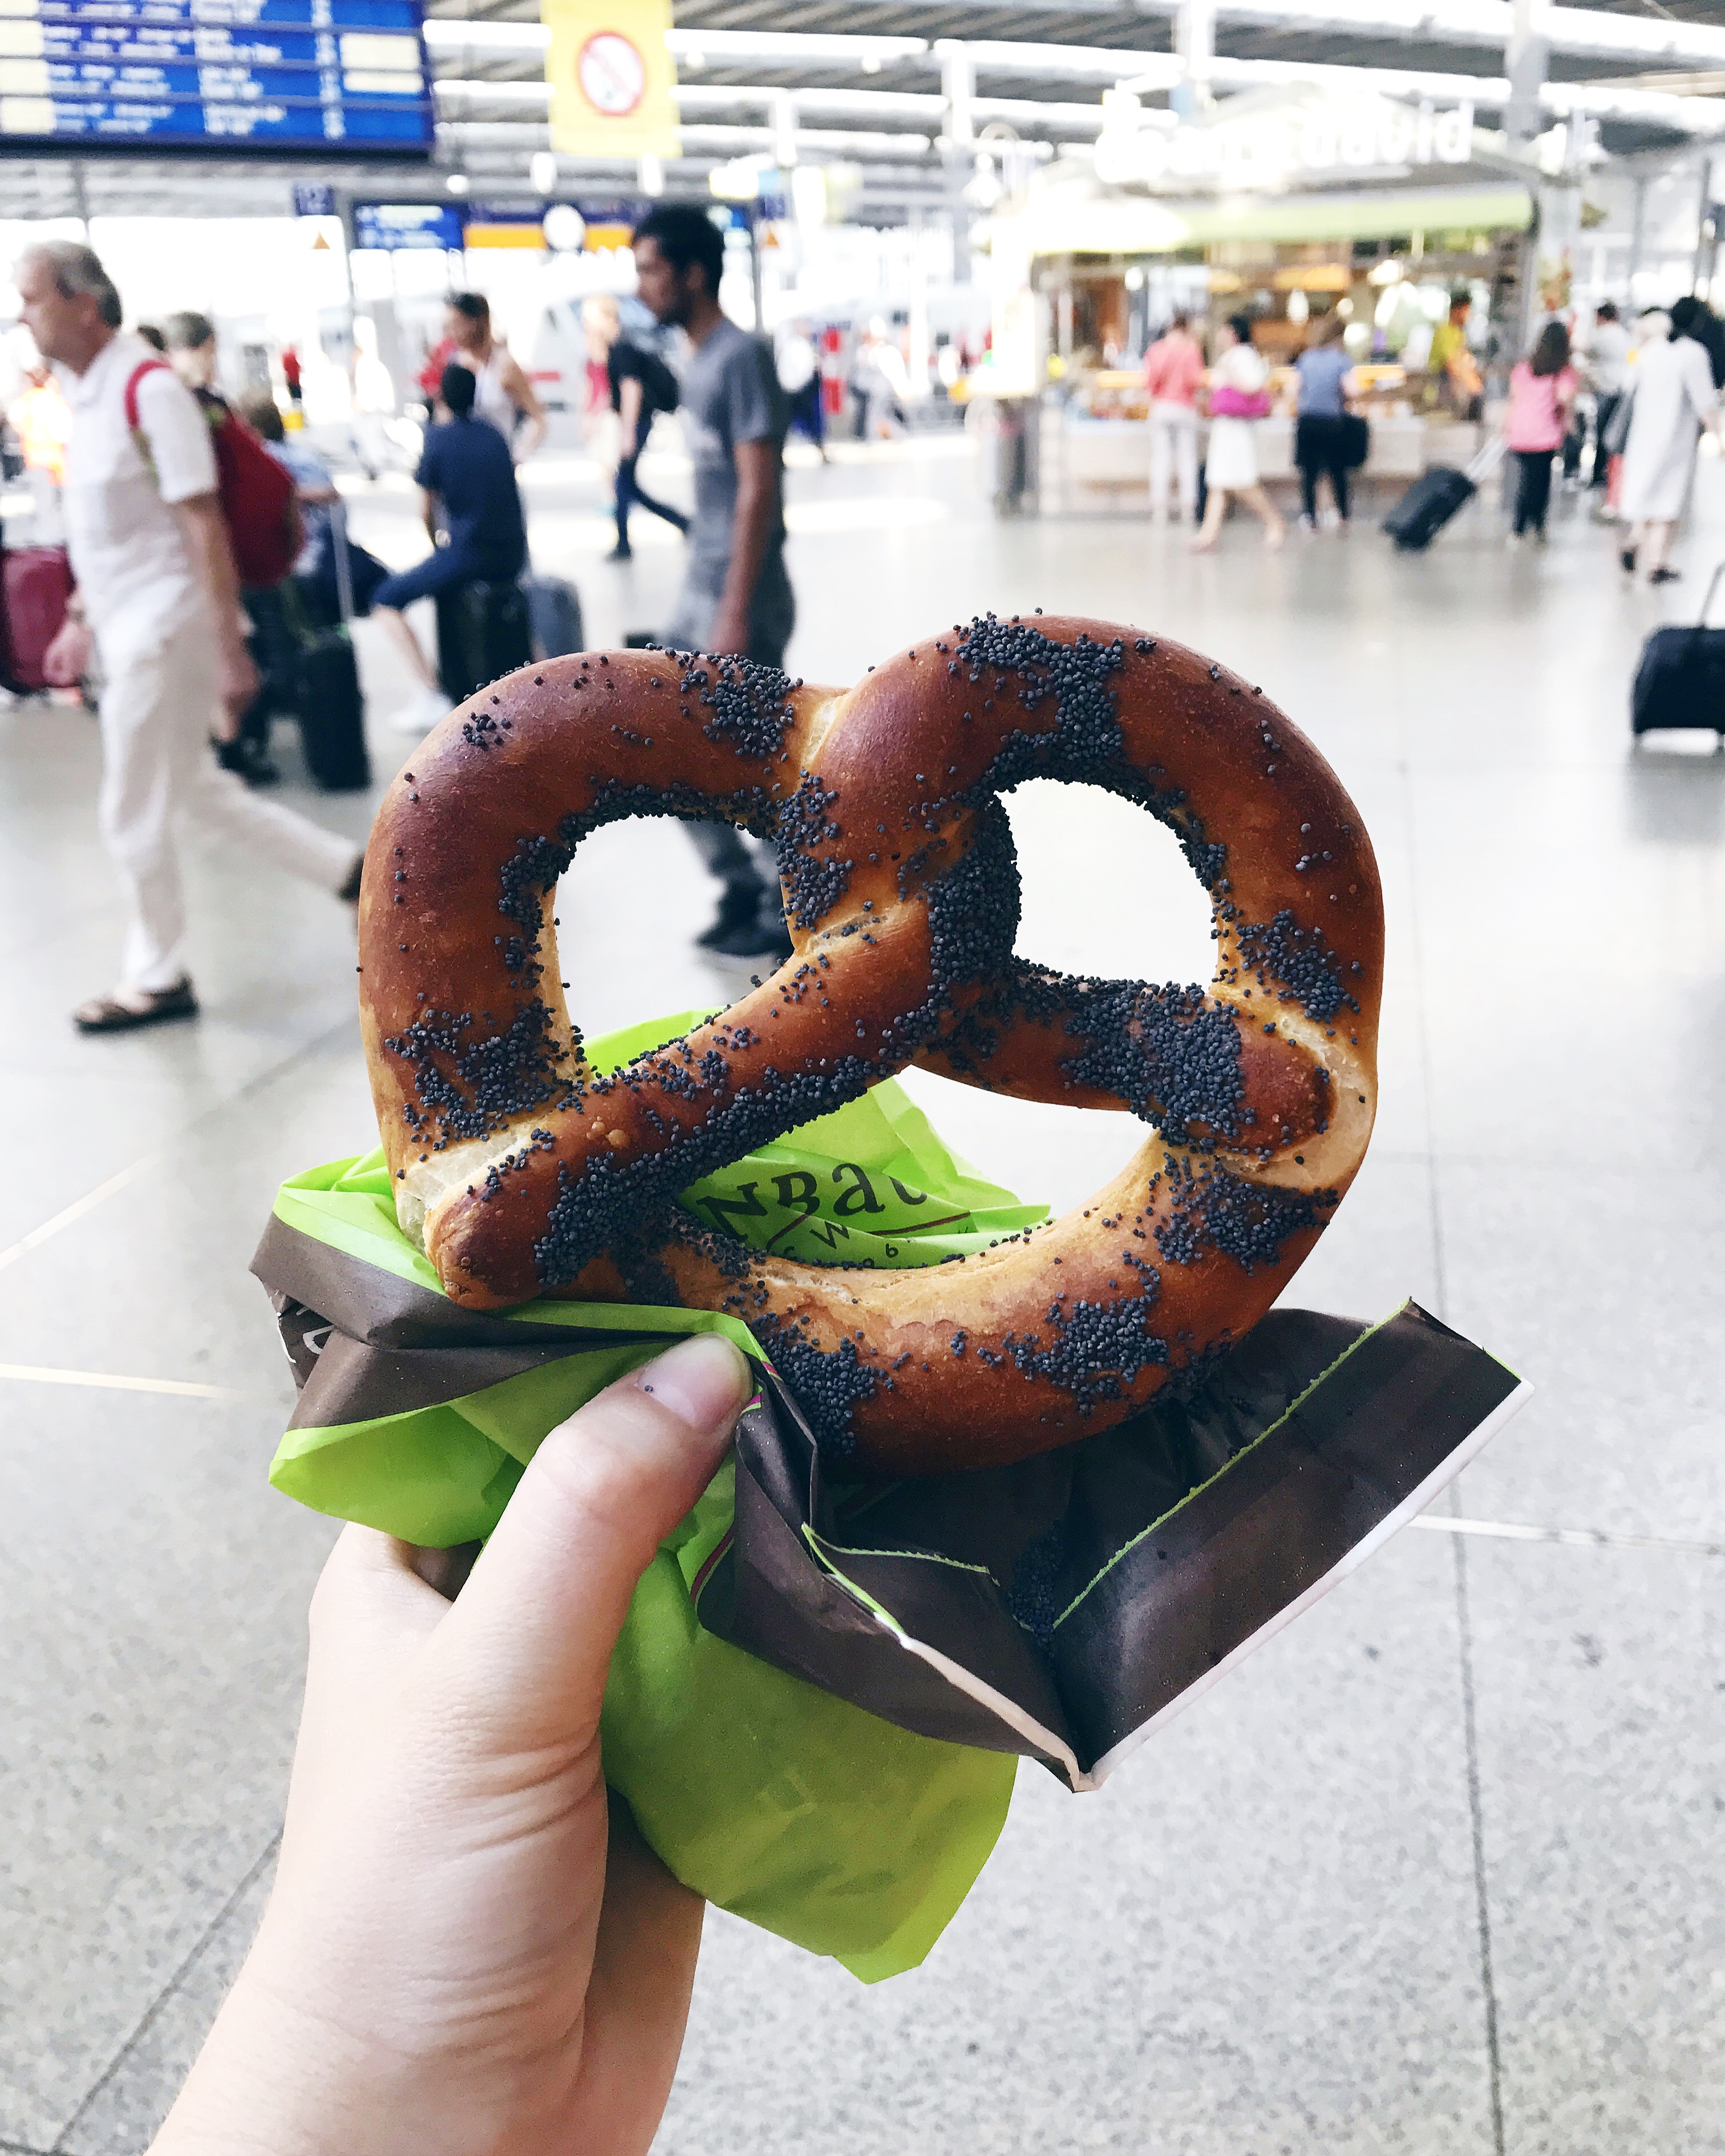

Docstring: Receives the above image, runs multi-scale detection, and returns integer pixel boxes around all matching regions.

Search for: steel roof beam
[420,7,1725,73]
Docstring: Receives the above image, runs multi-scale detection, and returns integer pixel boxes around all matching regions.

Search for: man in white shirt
[17,242,362,1034]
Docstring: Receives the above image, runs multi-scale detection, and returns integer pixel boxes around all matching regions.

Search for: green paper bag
[257,1012,1035,1980]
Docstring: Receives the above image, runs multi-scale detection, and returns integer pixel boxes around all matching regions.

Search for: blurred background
[1,2,1722,2151]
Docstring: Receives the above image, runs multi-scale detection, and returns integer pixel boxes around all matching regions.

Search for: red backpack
[124,359,302,588]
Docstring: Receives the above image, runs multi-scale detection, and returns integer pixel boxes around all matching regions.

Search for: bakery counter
[1037,402,1429,510]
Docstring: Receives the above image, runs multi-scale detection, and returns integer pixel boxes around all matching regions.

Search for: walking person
[1292,311,1358,533]
[371,360,529,735]
[1504,321,1579,546]
[848,318,908,441]
[1582,301,1630,491]
[443,292,546,463]
[280,342,303,411]
[1193,315,1285,553]
[1618,295,1721,583]
[606,314,688,562]
[1142,311,1204,524]
[16,242,361,1035]
[630,202,794,960]
[159,313,305,785]
[777,319,829,461]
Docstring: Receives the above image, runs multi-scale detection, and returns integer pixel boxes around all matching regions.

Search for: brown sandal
[72,978,199,1034]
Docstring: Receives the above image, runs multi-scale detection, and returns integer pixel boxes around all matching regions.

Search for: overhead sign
[353,199,464,250]
[0,0,436,162]
[544,0,678,159]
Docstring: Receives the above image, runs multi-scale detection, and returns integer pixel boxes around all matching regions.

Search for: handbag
[1339,412,1370,468]
[1210,383,1272,420]
[1602,387,1634,457]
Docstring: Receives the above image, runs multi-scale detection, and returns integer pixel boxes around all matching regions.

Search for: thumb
[423,1332,753,1750]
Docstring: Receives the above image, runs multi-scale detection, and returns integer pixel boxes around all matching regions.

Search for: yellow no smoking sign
[545,0,681,156]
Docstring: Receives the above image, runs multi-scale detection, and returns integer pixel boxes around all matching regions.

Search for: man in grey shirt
[633,204,793,958]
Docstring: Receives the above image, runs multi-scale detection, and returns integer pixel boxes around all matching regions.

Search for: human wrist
[155,1916,461,2156]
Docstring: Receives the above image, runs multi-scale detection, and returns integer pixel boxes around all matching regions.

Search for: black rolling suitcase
[294,503,370,792]
[436,578,533,703]
[1383,436,1503,551]
[1631,562,1725,742]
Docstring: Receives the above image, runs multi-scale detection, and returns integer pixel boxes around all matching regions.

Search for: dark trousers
[686,605,795,901]
[788,376,825,448]
[1295,413,1351,522]
[1591,394,1622,487]
[1512,449,1554,535]
[616,445,688,550]
[240,582,297,745]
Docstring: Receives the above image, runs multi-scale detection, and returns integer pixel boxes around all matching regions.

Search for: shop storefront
[980,84,1536,512]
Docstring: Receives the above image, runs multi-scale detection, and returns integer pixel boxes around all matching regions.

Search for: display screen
[352,197,461,249]
[0,0,436,160]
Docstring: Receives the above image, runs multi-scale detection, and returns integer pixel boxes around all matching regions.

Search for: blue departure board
[0,0,436,160]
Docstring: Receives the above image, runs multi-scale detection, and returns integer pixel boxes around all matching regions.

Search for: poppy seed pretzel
[357,614,1382,1475]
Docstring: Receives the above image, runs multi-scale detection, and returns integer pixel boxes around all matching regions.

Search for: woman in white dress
[1619,297,1720,583]
[1194,314,1285,552]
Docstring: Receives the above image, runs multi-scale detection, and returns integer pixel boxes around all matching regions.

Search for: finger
[570,1792,705,2156]
[289,1525,460,1836]
[302,1525,452,1709]
[423,1333,751,1749]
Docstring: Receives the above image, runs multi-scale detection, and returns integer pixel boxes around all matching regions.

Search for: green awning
[1026,183,1533,256]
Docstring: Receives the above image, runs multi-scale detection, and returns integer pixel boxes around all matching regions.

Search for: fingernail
[637,1334,752,1432]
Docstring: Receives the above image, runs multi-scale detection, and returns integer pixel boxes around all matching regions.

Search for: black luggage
[293,505,369,791]
[524,572,584,661]
[1631,562,1725,741]
[1383,436,1503,551]
[436,577,533,703]
[1383,466,1474,550]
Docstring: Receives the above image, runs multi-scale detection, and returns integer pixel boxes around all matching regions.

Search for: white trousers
[96,615,358,992]
[1149,401,1199,522]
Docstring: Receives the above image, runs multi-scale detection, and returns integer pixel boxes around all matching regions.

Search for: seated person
[372,359,528,735]
[240,392,390,625]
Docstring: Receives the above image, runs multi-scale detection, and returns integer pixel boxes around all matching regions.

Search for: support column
[1505,0,1550,356]
[1504,0,1549,148]
[771,90,797,172]
[747,208,764,333]
[1172,0,1214,119]
[942,45,975,283]
[908,209,930,404]
[1626,174,1647,309]
[942,46,974,149]
[1692,158,1715,296]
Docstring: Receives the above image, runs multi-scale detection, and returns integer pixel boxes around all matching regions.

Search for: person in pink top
[1143,312,1205,524]
[1504,321,1579,544]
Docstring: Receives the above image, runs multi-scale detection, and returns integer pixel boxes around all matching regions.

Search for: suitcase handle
[329,497,355,625]
[1693,560,1725,631]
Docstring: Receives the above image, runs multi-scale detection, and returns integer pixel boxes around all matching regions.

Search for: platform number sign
[576,31,647,118]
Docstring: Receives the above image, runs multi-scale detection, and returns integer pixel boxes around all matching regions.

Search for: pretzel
[357,615,1382,1476]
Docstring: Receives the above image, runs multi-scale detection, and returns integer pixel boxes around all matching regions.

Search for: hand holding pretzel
[357,615,1382,1475]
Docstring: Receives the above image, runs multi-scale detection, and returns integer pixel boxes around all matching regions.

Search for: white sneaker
[391,683,455,736]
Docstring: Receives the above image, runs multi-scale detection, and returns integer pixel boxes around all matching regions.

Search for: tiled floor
[2,424,1721,2154]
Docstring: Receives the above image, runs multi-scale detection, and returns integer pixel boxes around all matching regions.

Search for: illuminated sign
[0,0,435,161]
[1095,92,1476,192]
[353,199,463,249]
